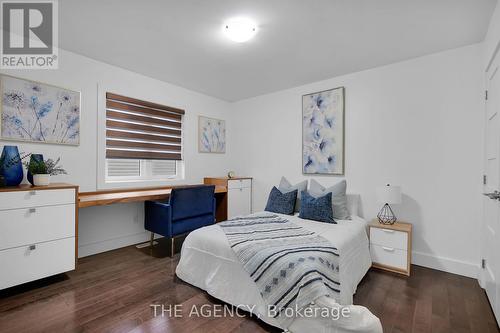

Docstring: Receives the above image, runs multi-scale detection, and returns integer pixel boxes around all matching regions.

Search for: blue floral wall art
[0,75,80,145]
[302,87,345,175]
[199,116,226,153]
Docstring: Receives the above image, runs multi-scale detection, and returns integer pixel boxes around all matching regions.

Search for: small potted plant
[24,157,67,186]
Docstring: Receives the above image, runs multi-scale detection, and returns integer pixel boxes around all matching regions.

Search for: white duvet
[176,214,382,333]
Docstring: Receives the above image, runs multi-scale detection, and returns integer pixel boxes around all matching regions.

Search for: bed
[175,195,382,333]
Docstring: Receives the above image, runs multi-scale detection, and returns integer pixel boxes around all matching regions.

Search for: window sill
[98,177,186,191]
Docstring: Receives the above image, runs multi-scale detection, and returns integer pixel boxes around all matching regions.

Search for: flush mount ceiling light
[223,17,257,43]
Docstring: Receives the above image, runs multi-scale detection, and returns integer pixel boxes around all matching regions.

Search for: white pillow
[346,194,360,217]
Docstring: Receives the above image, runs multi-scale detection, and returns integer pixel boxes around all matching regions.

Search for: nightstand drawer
[370,227,408,250]
[370,244,407,270]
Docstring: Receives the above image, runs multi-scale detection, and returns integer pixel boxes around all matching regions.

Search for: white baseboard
[78,235,480,280]
[412,250,479,279]
[78,232,155,258]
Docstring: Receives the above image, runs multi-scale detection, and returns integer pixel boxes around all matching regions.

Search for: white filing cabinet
[227,178,252,218]
[0,183,78,290]
[369,220,412,276]
[204,177,252,220]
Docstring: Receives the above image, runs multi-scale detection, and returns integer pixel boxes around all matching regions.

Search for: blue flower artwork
[302,87,344,175]
[0,75,80,145]
[199,116,226,153]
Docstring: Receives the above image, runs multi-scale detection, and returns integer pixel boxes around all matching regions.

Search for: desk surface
[78,185,227,208]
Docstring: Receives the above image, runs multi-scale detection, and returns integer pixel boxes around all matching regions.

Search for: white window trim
[96,84,186,190]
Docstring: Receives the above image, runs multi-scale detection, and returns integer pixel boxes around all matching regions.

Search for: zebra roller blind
[105,92,184,160]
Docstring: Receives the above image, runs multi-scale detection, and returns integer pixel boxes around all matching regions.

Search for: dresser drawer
[370,244,407,270]
[228,179,252,189]
[0,204,75,251]
[0,189,76,211]
[370,227,408,250]
[0,237,75,290]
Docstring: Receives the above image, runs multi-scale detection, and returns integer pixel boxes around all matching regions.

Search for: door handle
[483,191,500,200]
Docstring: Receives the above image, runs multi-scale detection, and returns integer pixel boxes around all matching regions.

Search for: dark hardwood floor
[0,240,497,333]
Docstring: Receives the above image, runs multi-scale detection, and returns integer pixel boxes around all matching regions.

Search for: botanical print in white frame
[198,116,226,153]
[0,74,81,145]
[302,87,345,175]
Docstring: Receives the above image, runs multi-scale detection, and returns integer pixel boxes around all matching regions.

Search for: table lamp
[376,184,402,225]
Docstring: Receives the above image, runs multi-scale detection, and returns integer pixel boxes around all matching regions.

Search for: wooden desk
[204,177,252,220]
[78,184,228,221]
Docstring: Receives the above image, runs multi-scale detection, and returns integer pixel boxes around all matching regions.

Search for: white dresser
[0,183,78,290]
[204,177,252,220]
[369,220,412,276]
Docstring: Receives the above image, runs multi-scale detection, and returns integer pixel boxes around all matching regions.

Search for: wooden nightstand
[369,219,412,276]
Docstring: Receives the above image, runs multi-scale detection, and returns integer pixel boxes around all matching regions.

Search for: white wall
[484,2,500,69]
[0,38,486,278]
[0,49,232,257]
[231,44,484,278]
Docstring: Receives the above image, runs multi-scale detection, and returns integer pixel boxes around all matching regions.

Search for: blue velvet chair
[145,185,216,256]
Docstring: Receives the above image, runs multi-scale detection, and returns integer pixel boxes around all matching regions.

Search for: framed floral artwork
[198,115,226,153]
[0,74,81,145]
[302,87,345,175]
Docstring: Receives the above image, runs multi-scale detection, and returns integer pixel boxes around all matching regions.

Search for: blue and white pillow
[265,186,298,215]
[299,191,335,223]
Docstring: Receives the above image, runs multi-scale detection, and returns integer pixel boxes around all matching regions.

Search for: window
[106,159,178,181]
[105,92,184,182]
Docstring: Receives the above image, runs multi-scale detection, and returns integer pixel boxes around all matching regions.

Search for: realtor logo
[1,0,58,69]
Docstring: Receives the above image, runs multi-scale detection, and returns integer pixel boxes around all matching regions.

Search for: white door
[228,187,251,218]
[482,52,500,324]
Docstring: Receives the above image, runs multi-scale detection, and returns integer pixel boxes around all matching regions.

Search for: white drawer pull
[29,208,36,213]
[382,229,395,233]
[382,246,395,252]
[29,245,36,251]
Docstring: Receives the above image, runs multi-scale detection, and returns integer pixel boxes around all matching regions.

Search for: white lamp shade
[376,185,402,204]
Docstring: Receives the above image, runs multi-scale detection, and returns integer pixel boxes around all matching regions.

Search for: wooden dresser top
[0,183,78,192]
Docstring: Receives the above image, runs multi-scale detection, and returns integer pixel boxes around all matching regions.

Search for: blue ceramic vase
[27,154,44,186]
[0,146,23,186]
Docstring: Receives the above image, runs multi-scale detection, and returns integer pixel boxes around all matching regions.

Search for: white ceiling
[60,0,496,101]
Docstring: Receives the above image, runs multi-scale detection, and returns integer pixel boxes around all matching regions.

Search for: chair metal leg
[150,232,154,249]
[170,237,175,258]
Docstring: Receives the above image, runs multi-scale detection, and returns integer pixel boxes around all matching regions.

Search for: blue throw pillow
[265,186,298,215]
[309,179,350,220]
[299,191,335,223]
